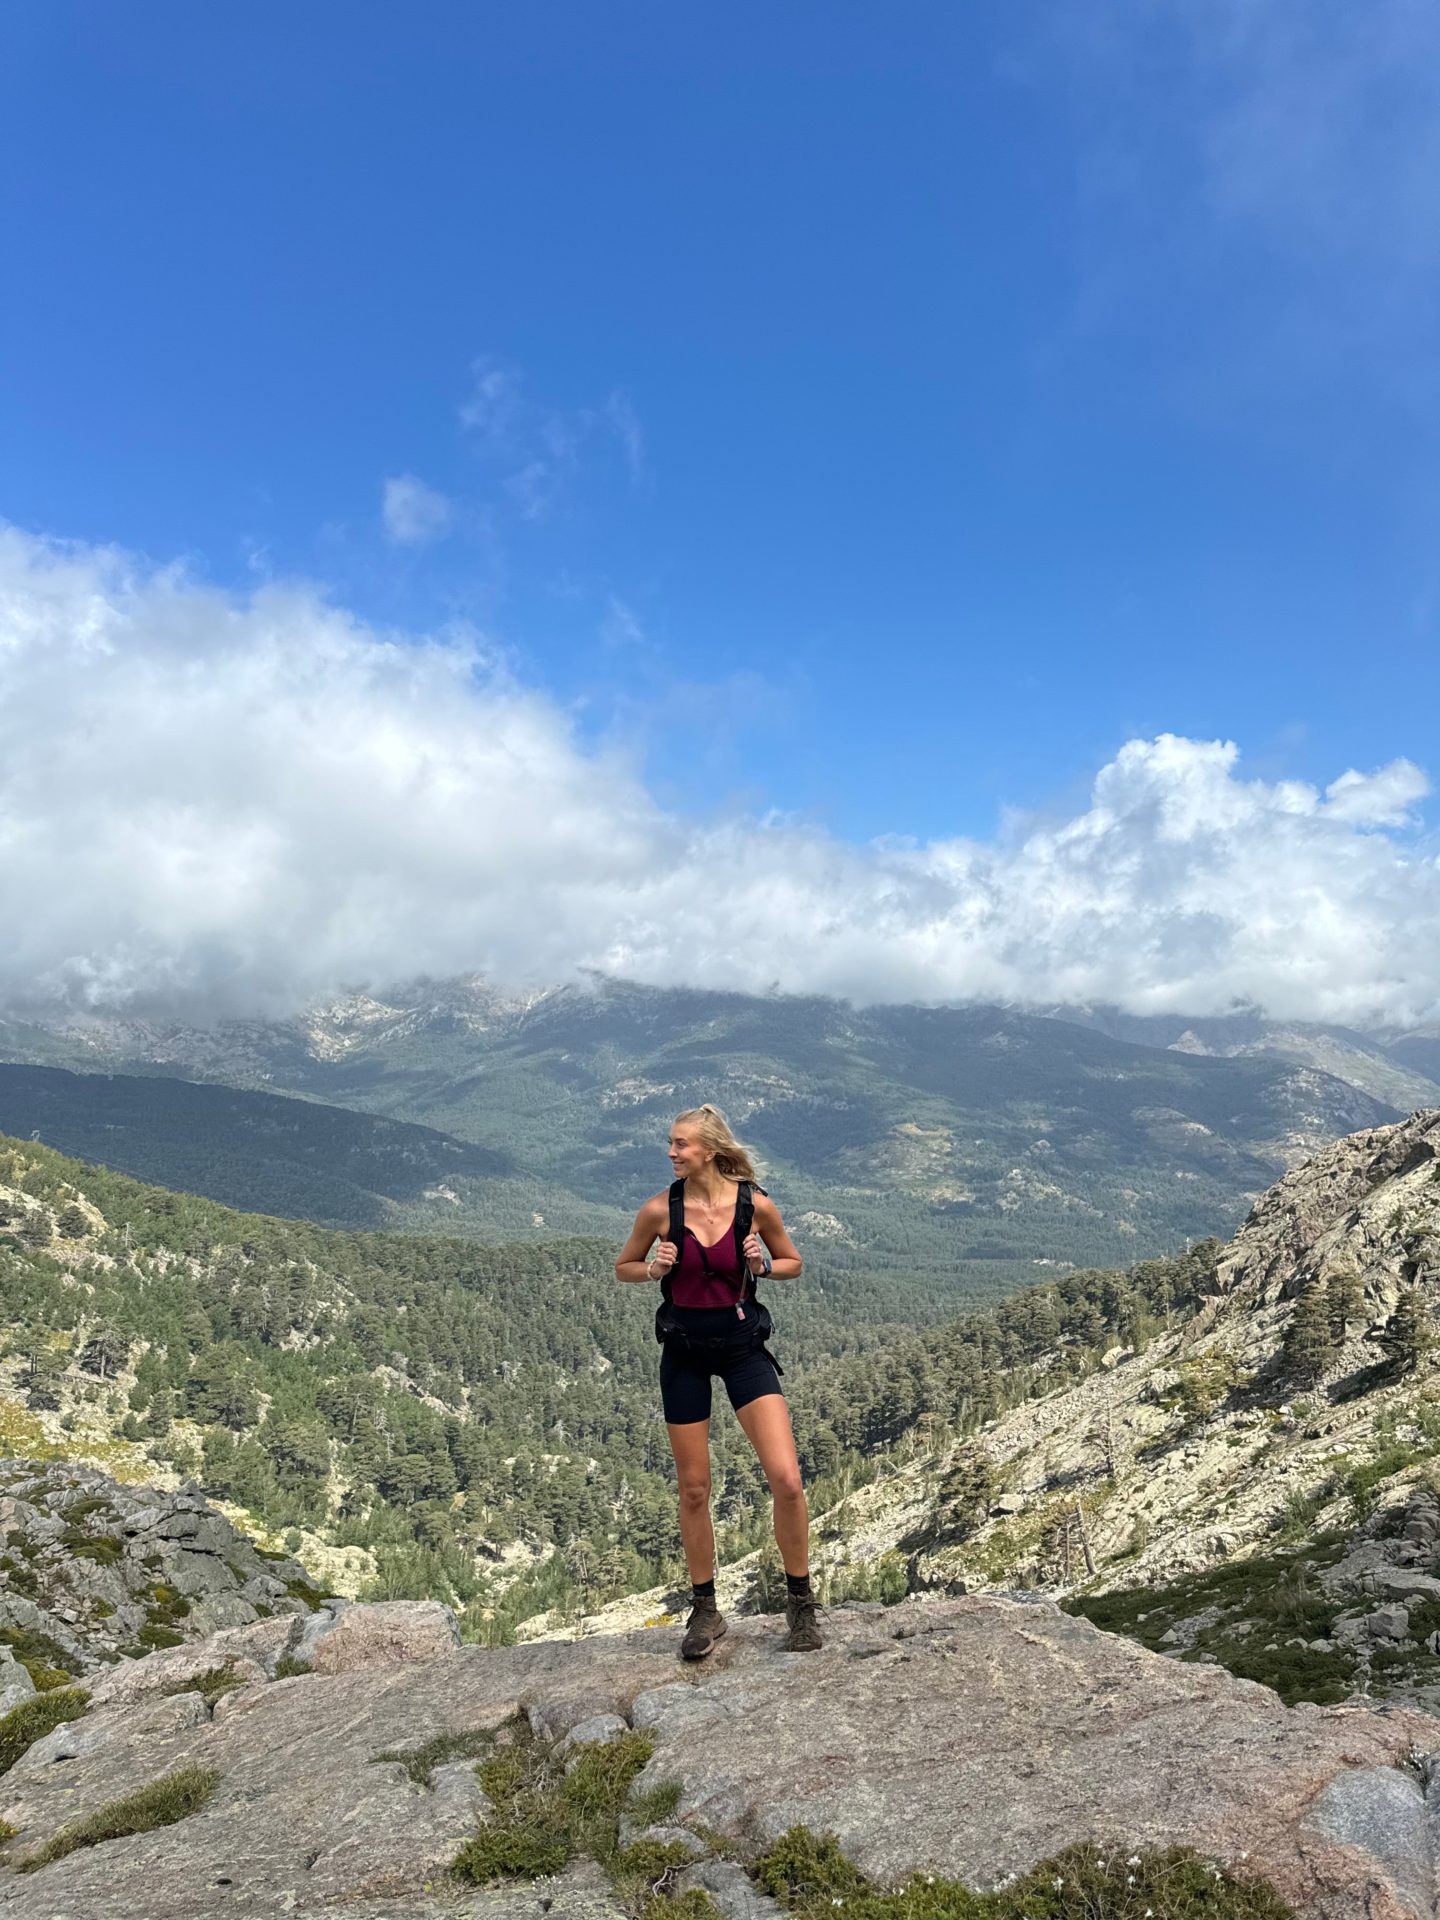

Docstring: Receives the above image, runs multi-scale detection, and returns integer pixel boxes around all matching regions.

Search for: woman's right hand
[647,1239,678,1280]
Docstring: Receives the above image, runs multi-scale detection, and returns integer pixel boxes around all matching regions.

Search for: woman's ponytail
[673,1104,760,1183]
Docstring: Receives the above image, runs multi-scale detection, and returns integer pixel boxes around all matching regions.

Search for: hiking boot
[680,1595,727,1660]
[782,1591,823,1652]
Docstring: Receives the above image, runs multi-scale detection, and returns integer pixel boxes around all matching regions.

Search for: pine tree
[1326,1267,1363,1345]
[1375,1287,1434,1377]
[57,1204,89,1240]
[1282,1280,1338,1386]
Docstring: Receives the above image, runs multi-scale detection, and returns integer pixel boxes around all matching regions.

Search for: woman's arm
[745,1193,803,1280]
[616,1195,673,1284]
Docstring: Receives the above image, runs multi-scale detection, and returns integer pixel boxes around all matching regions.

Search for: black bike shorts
[660,1338,784,1425]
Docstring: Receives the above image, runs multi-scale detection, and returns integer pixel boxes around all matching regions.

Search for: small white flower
[925,1875,934,1884]
[1052,1877,1065,1890]
[1127,1854,1141,1866]
[1126,1874,1136,1886]
[831,1901,843,1907]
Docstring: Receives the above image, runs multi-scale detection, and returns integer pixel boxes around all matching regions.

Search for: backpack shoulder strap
[733,1182,767,1298]
[663,1179,686,1305]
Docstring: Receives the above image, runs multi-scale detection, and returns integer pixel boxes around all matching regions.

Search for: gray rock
[84,1615,295,1708]
[305,1599,460,1676]
[186,1590,261,1635]
[11,1689,208,1775]
[156,1545,244,1598]
[1364,1567,1440,1606]
[678,1859,787,1920]
[0,1592,88,1668]
[1307,1766,1432,1920]
[0,1651,36,1715]
[1366,1603,1412,1642]
[1157,1604,1225,1651]
[559,1711,629,1765]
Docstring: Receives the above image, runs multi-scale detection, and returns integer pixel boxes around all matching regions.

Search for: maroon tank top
[669,1217,747,1309]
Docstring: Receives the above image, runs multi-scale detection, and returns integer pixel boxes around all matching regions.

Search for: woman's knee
[767,1465,805,1503]
[678,1477,712,1512]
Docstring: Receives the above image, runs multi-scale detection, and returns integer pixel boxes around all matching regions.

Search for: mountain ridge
[0,978,1405,1291]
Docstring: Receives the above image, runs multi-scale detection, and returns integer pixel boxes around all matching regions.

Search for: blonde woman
[616,1105,821,1657]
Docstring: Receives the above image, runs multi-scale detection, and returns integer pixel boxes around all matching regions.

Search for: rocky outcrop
[0,1460,328,1682]
[4,1595,1440,1918]
[1216,1108,1440,1305]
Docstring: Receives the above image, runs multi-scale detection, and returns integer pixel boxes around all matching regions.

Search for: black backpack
[653,1178,780,1368]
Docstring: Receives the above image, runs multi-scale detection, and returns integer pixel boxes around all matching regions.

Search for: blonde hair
[672,1104,760,1183]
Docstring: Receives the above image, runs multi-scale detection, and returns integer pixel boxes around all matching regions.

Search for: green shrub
[453,1715,658,1888]
[373,1726,497,1786]
[628,1778,684,1827]
[616,1838,693,1879]
[753,1827,1294,1920]
[0,1627,75,1690]
[18,1764,219,1872]
[273,1654,312,1680]
[453,1825,569,1882]
[640,1891,723,1920]
[0,1689,89,1776]
[137,1622,185,1650]
[284,1578,328,1613]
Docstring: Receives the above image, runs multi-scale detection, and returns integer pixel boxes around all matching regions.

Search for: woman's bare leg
[735,1393,809,1576]
[666,1419,715,1583]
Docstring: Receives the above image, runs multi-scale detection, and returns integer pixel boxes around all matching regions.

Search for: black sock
[691,1577,716,1600]
[785,1571,811,1597]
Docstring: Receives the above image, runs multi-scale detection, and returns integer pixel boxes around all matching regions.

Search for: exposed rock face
[302,1597,460,1675]
[0,1461,326,1679]
[4,1595,1440,1918]
[1217,1109,1440,1305]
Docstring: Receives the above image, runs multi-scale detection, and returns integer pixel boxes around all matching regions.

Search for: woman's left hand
[743,1232,767,1274]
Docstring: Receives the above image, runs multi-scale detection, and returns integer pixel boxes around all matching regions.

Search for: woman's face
[668,1128,713,1179]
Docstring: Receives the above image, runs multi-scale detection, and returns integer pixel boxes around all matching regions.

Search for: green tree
[25,1343,64,1411]
[186,1349,260,1430]
[1282,1280,1337,1387]
[1326,1267,1364,1345]
[20,1210,52,1249]
[265,1419,331,1489]
[1375,1288,1434,1377]
[56,1205,89,1240]
[78,1326,128,1379]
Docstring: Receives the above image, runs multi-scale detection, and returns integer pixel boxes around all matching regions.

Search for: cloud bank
[0,526,1435,1027]
[381,475,453,547]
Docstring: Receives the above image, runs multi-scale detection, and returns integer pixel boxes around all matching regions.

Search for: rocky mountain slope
[3,1576,1440,1919]
[0,1461,331,1703]
[0,977,1405,1289]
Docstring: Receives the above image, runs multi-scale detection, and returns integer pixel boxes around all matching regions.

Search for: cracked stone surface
[5,1596,1440,1918]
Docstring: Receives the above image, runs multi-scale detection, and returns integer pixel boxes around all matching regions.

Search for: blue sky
[2,4,1438,1022]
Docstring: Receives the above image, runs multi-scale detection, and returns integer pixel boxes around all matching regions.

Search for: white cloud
[0,525,1436,1027]
[459,356,641,519]
[381,475,453,546]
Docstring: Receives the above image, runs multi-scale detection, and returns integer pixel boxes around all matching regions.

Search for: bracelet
[645,1260,658,1282]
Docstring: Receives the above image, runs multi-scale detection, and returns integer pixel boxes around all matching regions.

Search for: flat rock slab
[3,1598,1440,1919]
[0,1636,684,1919]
